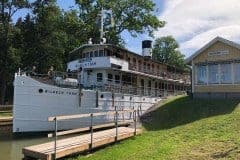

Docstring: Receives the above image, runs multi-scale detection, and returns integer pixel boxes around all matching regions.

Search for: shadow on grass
[142,96,240,131]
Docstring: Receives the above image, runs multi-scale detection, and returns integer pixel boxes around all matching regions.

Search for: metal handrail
[48,109,138,160]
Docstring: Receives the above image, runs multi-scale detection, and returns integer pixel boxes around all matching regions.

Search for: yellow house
[186,37,240,98]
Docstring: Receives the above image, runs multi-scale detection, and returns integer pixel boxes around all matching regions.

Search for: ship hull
[13,75,161,133]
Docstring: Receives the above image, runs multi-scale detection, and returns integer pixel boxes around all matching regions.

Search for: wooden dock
[0,117,13,126]
[23,127,141,160]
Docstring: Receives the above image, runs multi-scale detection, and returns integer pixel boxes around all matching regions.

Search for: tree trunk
[0,71,7,105]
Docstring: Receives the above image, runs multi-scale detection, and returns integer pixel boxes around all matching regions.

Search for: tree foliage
[152,36,186,70]
[75,0,164,44]
[0,0,30,104]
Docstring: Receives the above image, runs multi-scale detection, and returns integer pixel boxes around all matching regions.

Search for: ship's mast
[100,7,104,42]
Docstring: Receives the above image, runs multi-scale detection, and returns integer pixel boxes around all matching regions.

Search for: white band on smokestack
[142,40,152,58]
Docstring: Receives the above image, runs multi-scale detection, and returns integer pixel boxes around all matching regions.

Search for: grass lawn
[67,95,240,160]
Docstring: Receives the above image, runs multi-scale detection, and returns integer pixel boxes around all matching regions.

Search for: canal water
[0,133,51,160]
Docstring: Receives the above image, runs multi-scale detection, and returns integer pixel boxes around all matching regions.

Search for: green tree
[61,9,87,63]
[17,0,68,73]
[0,0,29,104]
[152,36,186,69]
[75,0,164,45]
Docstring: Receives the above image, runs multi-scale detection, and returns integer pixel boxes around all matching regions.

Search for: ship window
[133,58,136,62]
[39,89,43,93]
[108,74,113,82]
[90,51,93,57]
[147,64,150,70]
[152,64,155,72]
[99,50,104,57]
[106,49,111,56]
[86,52,90,58]
[141,79,144,87]
[143,62,146,69]
[148,80,151,88]
[94,51,98,57]
[115,75,120,83]
[159,83,161,89]
[97,73,103,82]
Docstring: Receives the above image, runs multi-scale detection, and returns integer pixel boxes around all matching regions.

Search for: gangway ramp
[23,109,141,160]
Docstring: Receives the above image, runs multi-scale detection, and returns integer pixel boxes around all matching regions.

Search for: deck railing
[129,63,190,83]
[48,109,138,160]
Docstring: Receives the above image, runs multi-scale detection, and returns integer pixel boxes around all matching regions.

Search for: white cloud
[156,0,240,57]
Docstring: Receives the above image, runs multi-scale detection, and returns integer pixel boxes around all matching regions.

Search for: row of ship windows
[81,50,105,58]
[81,50,184,74]
[95,73,185,89]
[80,49,121,59]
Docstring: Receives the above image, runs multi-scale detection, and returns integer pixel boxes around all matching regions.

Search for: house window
[108,74,113,82]
[208,64,218,84]
[234,63,240,83]
[97,73,103,82]
[196,65,207,84]
[220,63,232,84]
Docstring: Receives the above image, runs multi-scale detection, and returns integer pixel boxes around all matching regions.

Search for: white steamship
[13,9,190,132]
[13,40,190,133]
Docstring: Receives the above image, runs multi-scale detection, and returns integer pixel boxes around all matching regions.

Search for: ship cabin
[67,41,190,97]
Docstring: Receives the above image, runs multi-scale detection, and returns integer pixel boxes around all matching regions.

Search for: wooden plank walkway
[48,120,133,137]
[23,127,141,160]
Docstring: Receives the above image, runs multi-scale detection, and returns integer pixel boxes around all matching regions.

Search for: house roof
[185,36,240,64]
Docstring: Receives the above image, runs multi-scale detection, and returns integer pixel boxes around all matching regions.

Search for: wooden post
[115,110,118,141]
[96,90,99,108]
[173,83,175,95]
[122,107,125,121]
[112,91,115,108]
[134,110,137,136]
[90,113,93,150]
[54,117,57,160]
[79,87,82,107]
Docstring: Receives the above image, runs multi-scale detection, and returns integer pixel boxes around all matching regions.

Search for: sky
[155,0,240,57]
[13,0,240,58]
